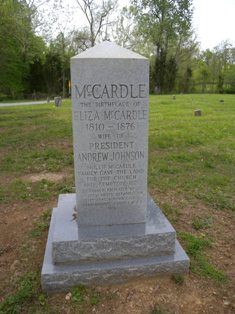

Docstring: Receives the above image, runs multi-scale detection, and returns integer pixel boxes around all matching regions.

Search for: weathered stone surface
[41,42,190,293]
[52,194,175,264]
[42,245,189,293]
[54,97,62,107]
[71,41,149,226]
[41,201,189,293]
[194,109,202,116]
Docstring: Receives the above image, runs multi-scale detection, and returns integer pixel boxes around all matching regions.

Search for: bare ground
[0,174,234,313]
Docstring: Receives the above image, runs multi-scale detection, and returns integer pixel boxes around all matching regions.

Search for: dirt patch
[23,172,65,183]
[37,140,73,150]
[0,191,234,313]
[151,189,235,278]
[48,275,234,314]
[93,276,234,314]
[0,199,55,297]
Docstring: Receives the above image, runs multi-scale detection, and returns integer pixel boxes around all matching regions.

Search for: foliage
[0,1,77,99]
[115,3,234,94]
[45,33,74,97]
[70,28,91,52]
[193,41,235,93]
[129,0,194,93]
[1,1,235,97]
[0,0,46,99]
[114,6,155,56]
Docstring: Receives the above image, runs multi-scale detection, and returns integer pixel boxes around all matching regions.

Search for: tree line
[0,0,235,100]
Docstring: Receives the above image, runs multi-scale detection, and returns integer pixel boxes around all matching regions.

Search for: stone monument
[54,96,62,107]
[41,42,189,293]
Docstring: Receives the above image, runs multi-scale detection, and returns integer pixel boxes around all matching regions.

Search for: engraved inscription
[73,82,148,209]
[74,83,147,99]
[72,52,149,226]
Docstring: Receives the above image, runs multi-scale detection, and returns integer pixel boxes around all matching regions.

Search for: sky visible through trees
[37,0,235,50]
[0,0,234,99]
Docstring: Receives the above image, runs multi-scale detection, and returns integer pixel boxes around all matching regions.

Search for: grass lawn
[0,94,234,313]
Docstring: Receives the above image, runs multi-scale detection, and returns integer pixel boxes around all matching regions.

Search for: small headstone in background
[172,95,176,100]
[194,109,202,116]
[32,90,36,100]
[54,97,62,107]
[46,97,50,104]
[154,86,158,94]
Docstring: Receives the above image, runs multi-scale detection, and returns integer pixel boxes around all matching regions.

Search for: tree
[69,28,91,53]
[174,37,198,93]
[192,41,235,93]
[130,0,194,93]
[75,0,116,47]
[52,32,76,97]
[214,41,234,93]
[113,7,138,49]
[43,49,62,95]
[113,6,155,57]
[0,0,45,98]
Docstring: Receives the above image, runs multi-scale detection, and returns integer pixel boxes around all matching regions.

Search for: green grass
[0,100,74,204]
[1,95,234,209]
[0,178,74,203]
[0,101,72,150]
[0,94,234,310]
[180,232,228,283]
[0,95,234,209]
[148,94,235,212]
[192,216,213,230]
[29,209,52,238]
[0,99,43,103]
[180,232,212,258]
[71,285,86,305]
[0,274,100,314]
[0,272,42,314]
[0,148,73,173]
[160,202,181,223]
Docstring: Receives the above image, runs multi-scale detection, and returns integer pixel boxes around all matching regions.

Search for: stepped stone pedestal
[41,42,189,293]
[41,194,189,292]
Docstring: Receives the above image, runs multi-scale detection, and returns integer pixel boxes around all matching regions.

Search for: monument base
[41,194,189,293]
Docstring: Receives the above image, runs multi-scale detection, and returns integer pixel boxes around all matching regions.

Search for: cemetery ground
[0,94,234,314]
